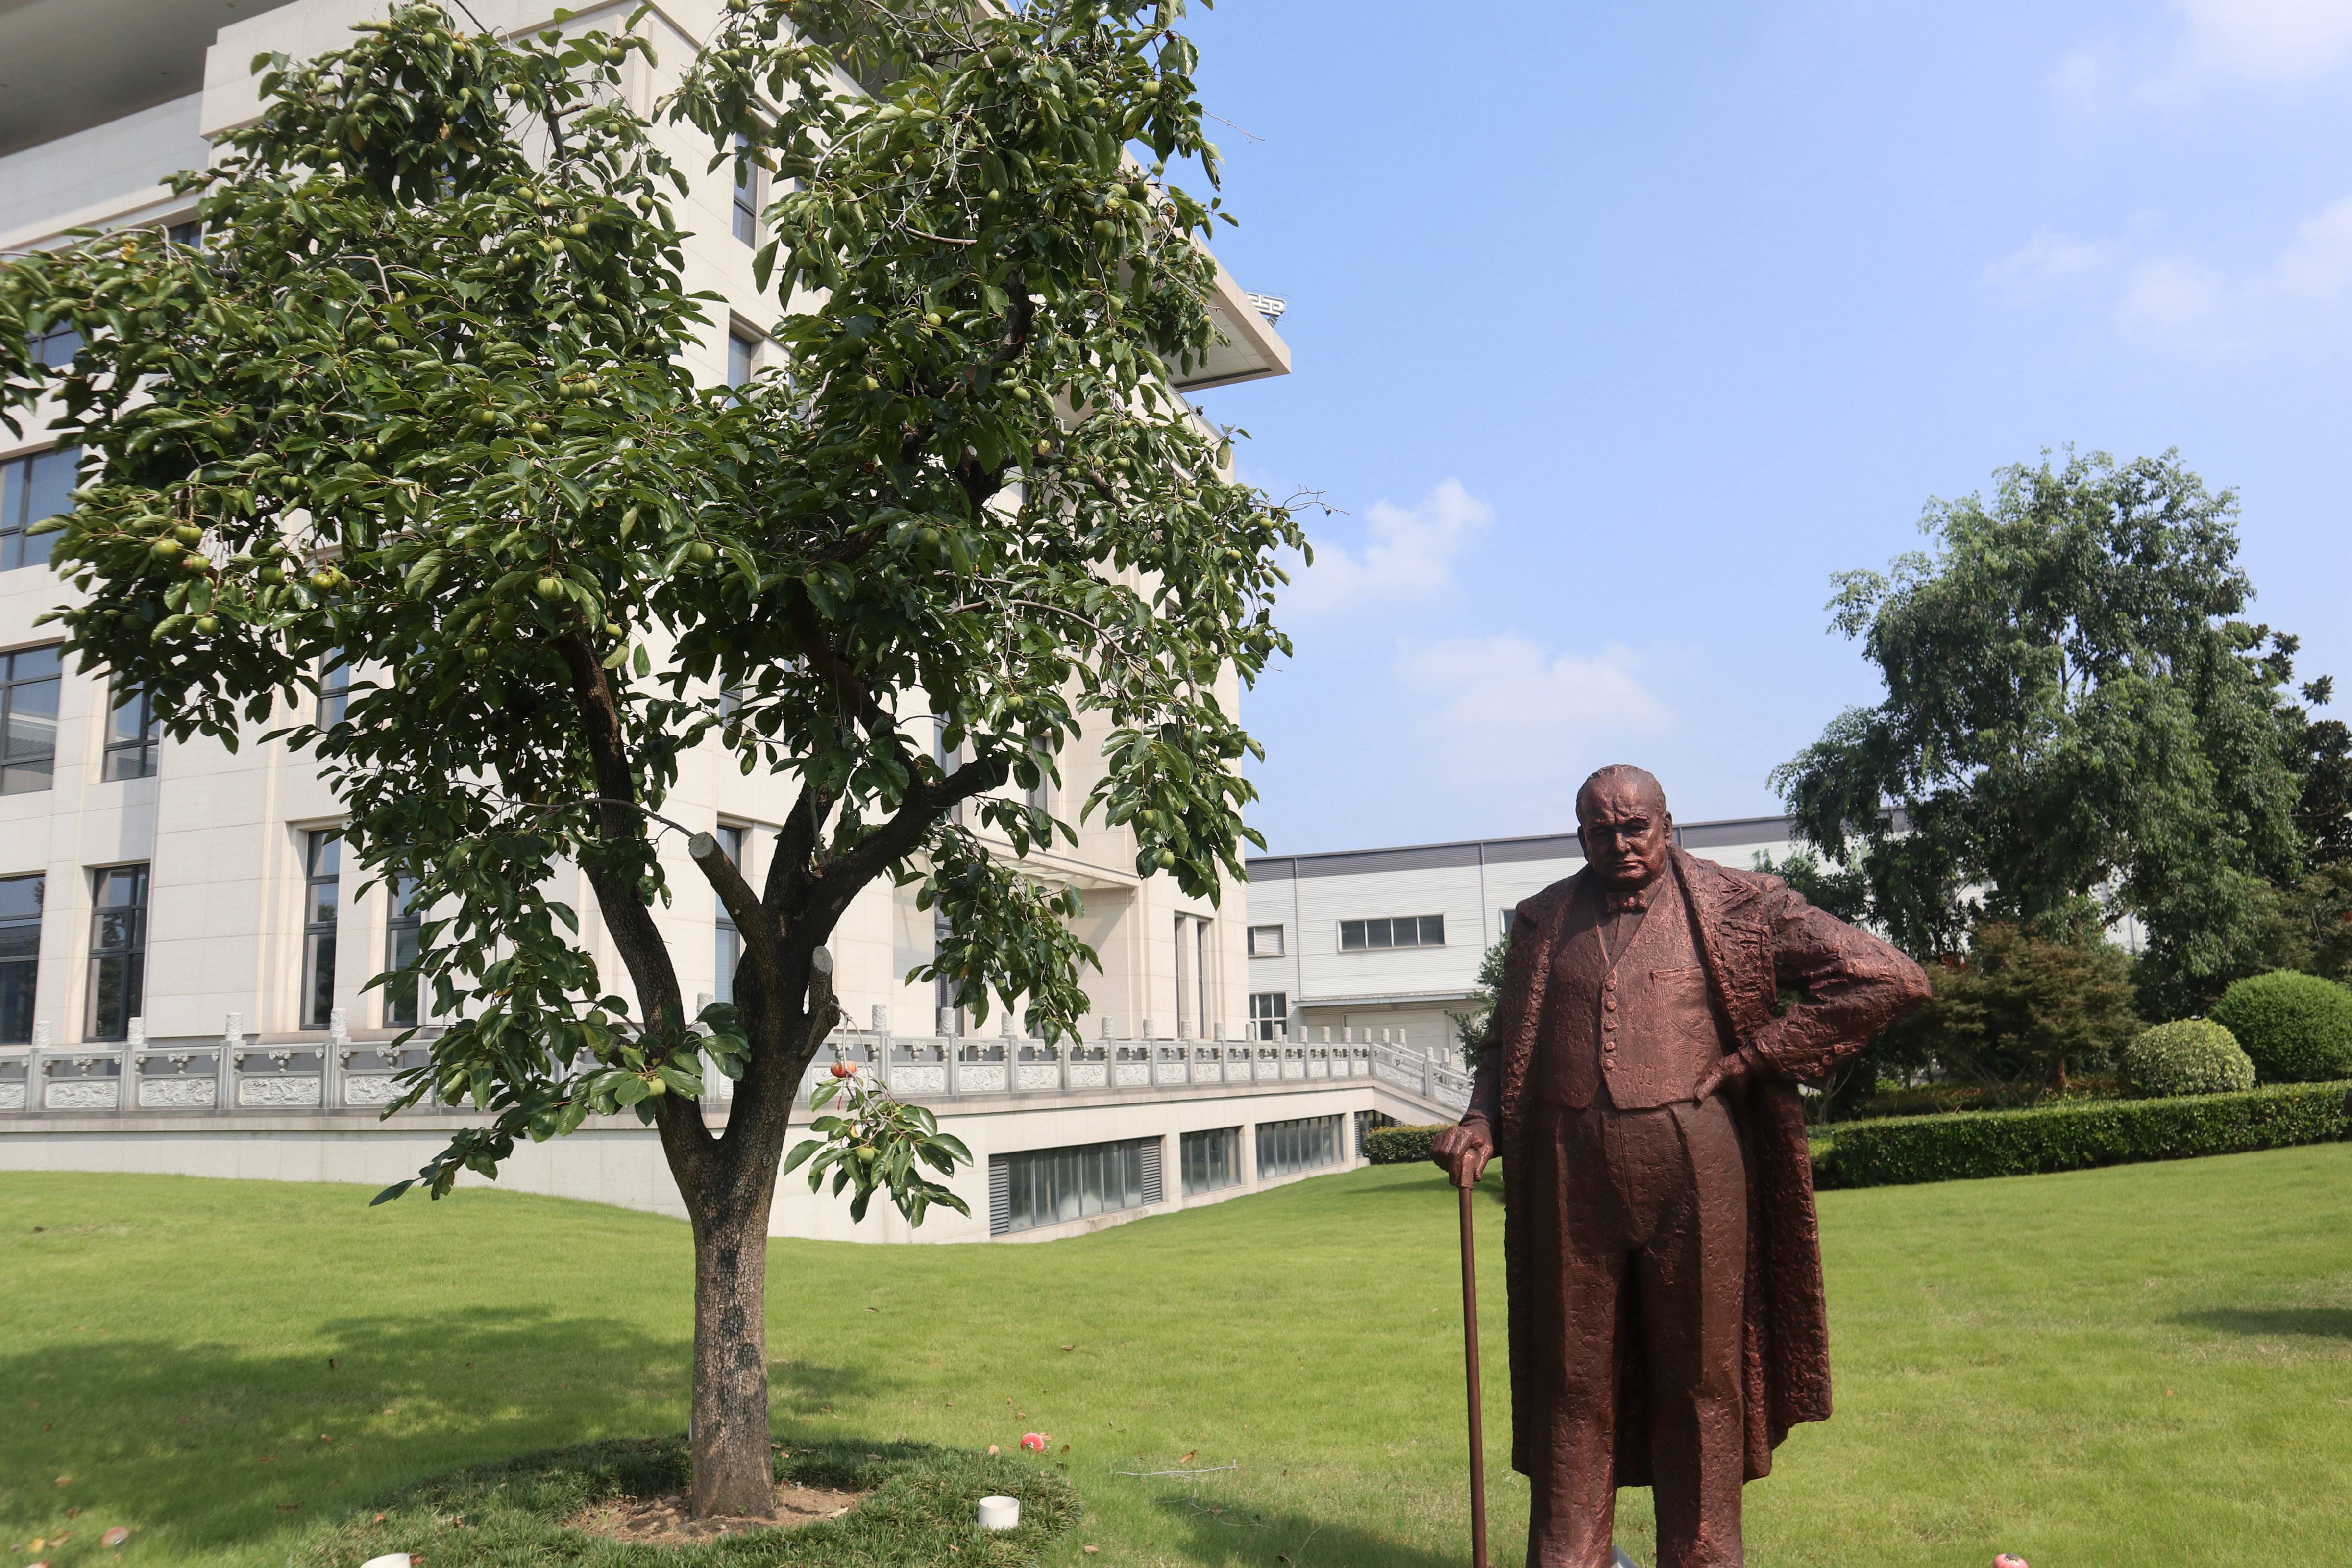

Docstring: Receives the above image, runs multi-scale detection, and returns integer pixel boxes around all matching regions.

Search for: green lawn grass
[3,1146,2348,1568]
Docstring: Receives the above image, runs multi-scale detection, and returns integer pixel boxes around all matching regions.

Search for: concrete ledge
[0,1081,1399,1245]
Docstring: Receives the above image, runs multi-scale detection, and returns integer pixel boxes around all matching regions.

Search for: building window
[714,823,747,1005]
[1498,908,1516,937]
[1023,742,1053,819]
[384,874,423,1027]
[86,865,147,1042]
[2,446,78,572]
[1338,914,1446,952]
[0,645,63,795]
[933,904,960,1035]
[1180,1126,1242,1196]
[0,874,41,1045]
[988,1135,1163,1236]
[103,677,160,781]
[301,829,341,1029]
[1172,914,1210,1038]
[318,650,351,730]
[167,218,205,248]
[1256,1114,1343,1181]
[1247,923,1284,957]
[733,133,760,245]
[29,327,81,369]
[1249,991,1288,1041]
[727,328,758,390]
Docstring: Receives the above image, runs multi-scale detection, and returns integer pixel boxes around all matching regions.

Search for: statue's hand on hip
[1692,1044,1763,1104]
[1431,1119,1494,1188]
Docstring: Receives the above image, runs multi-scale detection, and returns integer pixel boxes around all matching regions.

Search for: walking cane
[1457,1168,1489,1568]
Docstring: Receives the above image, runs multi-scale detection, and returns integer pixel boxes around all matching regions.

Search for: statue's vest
[1537,872,1730,1111]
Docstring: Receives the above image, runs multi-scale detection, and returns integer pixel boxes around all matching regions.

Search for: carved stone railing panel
[49,1078,120,1110]
[1,1029,1475,1119]
[239,1076,324,1108]
[343,1076,405,1107]
[891,1064,947,1095]
[138,1078,216,1109]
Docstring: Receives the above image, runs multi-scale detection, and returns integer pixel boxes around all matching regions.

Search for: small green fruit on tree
[1,0,1302,1521]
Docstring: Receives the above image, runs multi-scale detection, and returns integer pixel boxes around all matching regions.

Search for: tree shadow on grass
[2177,1306,2352,1339]
[0,1305,892,1562]
[1148,1492,1478,1568]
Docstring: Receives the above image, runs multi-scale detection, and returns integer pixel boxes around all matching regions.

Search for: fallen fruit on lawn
[1020,1432,1048,1452]
[1995,1556,2030,1568]
[102,1527,130,1546]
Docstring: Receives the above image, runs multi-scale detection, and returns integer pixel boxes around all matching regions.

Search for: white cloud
[2113,196,2352,357]
[2167,0,2352,84]
[2052,1,2352,112]
[1985,196,2352,359]
[1982,228,2121,302]
[1280,478,1490,617]
[2048,45,2117,116]
[1399,636,1672,800]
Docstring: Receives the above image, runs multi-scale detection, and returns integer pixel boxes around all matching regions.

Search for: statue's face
[1577,778,1672,890]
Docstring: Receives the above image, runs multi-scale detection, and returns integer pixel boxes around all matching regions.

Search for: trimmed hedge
[1365,1123,1449,1165]
[291,1435,1080,1568]
[1818,1081,2351,1190]
[2210,970,2352,1083]
[2123,1019,2254,1097]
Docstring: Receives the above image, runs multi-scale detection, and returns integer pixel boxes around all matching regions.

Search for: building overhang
[1298,989,1476,1009]
[0,0,286,158]
[1172,258,1291,391]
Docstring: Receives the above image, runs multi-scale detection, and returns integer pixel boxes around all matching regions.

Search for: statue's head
[1575,764,1673,890]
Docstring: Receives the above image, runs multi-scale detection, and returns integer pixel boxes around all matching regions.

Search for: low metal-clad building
[1244,817,1804,1054]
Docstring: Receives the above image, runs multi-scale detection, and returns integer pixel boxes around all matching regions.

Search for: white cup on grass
[977,1495,1021,1530]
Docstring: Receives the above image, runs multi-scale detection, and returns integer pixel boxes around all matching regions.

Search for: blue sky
[1172,0,2352,855]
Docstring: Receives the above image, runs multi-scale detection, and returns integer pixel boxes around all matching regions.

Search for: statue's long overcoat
[1475,848,1930,1484]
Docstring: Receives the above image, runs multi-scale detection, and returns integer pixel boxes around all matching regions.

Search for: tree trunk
[688,1176,780,1517]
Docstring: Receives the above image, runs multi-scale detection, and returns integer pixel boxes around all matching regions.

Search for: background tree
[1773,449,2312,993]
[1874,922,2141,1103]
[2,0,1302,1519]
[2287,676,2352,864]
[1445,933,1510,1069]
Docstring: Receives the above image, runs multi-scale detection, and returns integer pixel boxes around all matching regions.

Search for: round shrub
[2122,1019,2254,1097]
[2209,971,2352,1084]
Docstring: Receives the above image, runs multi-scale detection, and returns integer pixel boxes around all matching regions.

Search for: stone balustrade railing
[0,1011,1472,1119]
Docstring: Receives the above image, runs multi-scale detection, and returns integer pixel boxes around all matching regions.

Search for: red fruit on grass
[1995,1556,2030,1568]
[1020,1433,1048,1452]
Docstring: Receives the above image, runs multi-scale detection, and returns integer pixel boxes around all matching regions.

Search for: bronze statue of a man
[1431,765,1928,1568]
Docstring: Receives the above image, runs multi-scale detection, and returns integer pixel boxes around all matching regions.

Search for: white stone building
[1244,816,1805,1054]
[0,0,1465,1244]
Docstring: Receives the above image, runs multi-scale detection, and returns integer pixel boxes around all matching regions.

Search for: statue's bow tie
[1607,891,1649,916]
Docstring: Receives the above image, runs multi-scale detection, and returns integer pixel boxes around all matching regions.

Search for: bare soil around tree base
[285,1434,1078,1567]
[570,1477,868,1545]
